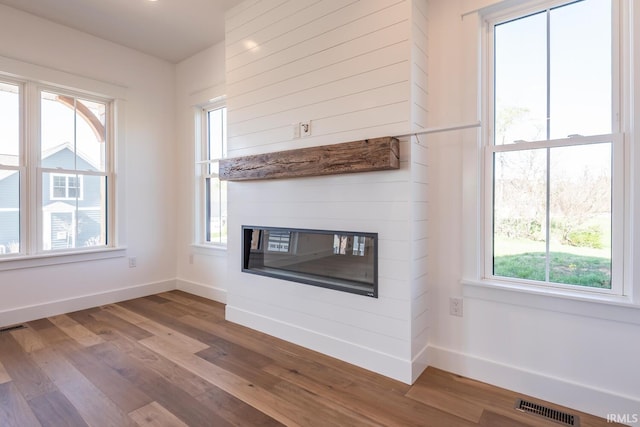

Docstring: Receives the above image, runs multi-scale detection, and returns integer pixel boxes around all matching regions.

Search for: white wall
[223,0,429,383]
[174,42,229,302]
[427,0,640,421]
[0,5,177,325]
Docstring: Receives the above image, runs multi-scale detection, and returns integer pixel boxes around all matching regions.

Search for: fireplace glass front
[242,226,377,297]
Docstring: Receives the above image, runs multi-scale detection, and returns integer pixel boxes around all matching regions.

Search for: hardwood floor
[0,291,622,426]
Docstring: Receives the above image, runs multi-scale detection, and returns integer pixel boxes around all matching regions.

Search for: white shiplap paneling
[227,20,409,98]
[225,0,431,384]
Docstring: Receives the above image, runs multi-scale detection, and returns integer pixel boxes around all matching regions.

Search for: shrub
[495,218,543,241]
[566,226,603,249]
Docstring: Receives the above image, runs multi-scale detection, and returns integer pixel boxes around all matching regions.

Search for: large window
[0,79,113,256]
[485,0,624,293]
[198,104,227,245]
[0,81,20,254]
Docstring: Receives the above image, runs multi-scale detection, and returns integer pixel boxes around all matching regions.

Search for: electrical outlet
[449,297,463,317]
[292,122,301,138]
[128,257,137,268]
[300,120,311,137]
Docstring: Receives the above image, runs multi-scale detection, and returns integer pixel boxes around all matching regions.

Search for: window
[197,104,227,246]
[0,79,114,256]
[484,0,625,293]
[51,174,83,200]
[0,81,20,255]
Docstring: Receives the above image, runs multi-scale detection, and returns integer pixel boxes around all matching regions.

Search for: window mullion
[200,108,208,244]
[74,102,80,172]
[544,8,551,283]
[24,82,40,254]
[204,177,211,242]
[107,101,114,247]
[545,147,551,282]
[612,133,625,295]
[491,133,620,153]
[40,167,106,177]
[612,0,622,134]
[15,81,26,256]
[546,7,551,140]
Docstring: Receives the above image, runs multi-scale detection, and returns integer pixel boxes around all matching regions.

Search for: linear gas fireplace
[242,226,378,297]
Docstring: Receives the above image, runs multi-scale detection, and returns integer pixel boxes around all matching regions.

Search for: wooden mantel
[218,136,399,181]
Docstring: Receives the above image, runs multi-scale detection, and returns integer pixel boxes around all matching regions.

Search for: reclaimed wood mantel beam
[218,136,399,181]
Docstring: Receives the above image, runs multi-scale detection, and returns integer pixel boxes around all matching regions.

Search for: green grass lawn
[493,237,612,288]
[494,252,611,288]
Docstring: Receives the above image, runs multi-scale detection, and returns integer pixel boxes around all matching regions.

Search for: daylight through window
[486,0,622,292]
[0,80,113,256]
[198,104,227,245]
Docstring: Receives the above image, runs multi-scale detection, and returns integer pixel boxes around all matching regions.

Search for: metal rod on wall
[393,121,481,140]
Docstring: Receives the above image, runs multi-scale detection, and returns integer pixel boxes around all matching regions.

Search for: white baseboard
[0,278,226,329]
[0,279,176,328]
[226,304,413,384]
[175,279,227,303]
[428,344,640,424]
[411,342,430,383]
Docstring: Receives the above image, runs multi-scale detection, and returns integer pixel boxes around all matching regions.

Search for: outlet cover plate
[450,297,463,317]
[300,120,311,137]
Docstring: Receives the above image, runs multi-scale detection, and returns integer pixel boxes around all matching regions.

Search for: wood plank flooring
[0,291,622,426]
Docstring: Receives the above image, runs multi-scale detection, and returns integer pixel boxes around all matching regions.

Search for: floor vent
[515,398,579,426]
[0,324,26,334]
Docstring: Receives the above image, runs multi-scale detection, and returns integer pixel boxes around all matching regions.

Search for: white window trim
[0,247,126,272]
[0,54,127,270]
[461,0,640,317]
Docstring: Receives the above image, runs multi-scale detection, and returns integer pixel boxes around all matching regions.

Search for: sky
[495,0,612,143]
[0,85,105,172]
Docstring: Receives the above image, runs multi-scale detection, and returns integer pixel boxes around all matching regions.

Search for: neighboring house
[0,168,18,254]
[0,143,103,253]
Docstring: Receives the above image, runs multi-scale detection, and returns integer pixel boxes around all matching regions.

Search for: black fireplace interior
[242,226,378,297]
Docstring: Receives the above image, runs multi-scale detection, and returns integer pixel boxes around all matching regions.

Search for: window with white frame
[51,174,83,200]
[198,104,227,245]
[0,79,114,255]
[484,0,626,293]
[0,81,20,255]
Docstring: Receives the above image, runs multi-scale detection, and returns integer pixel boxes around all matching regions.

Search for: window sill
[191,243,227,256]
[462,278,640,325]
[0,247,127,272]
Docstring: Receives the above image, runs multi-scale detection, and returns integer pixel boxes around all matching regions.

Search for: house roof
[0,142,100,181]
[42,142,101,170]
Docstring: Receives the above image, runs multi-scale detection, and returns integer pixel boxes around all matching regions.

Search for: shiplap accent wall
[409,0,430,381]
[224,0,428,383]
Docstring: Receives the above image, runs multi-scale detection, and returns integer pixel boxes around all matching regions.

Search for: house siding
[0,147,103,250]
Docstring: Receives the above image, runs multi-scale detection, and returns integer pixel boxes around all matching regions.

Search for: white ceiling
[0,0,243,63]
